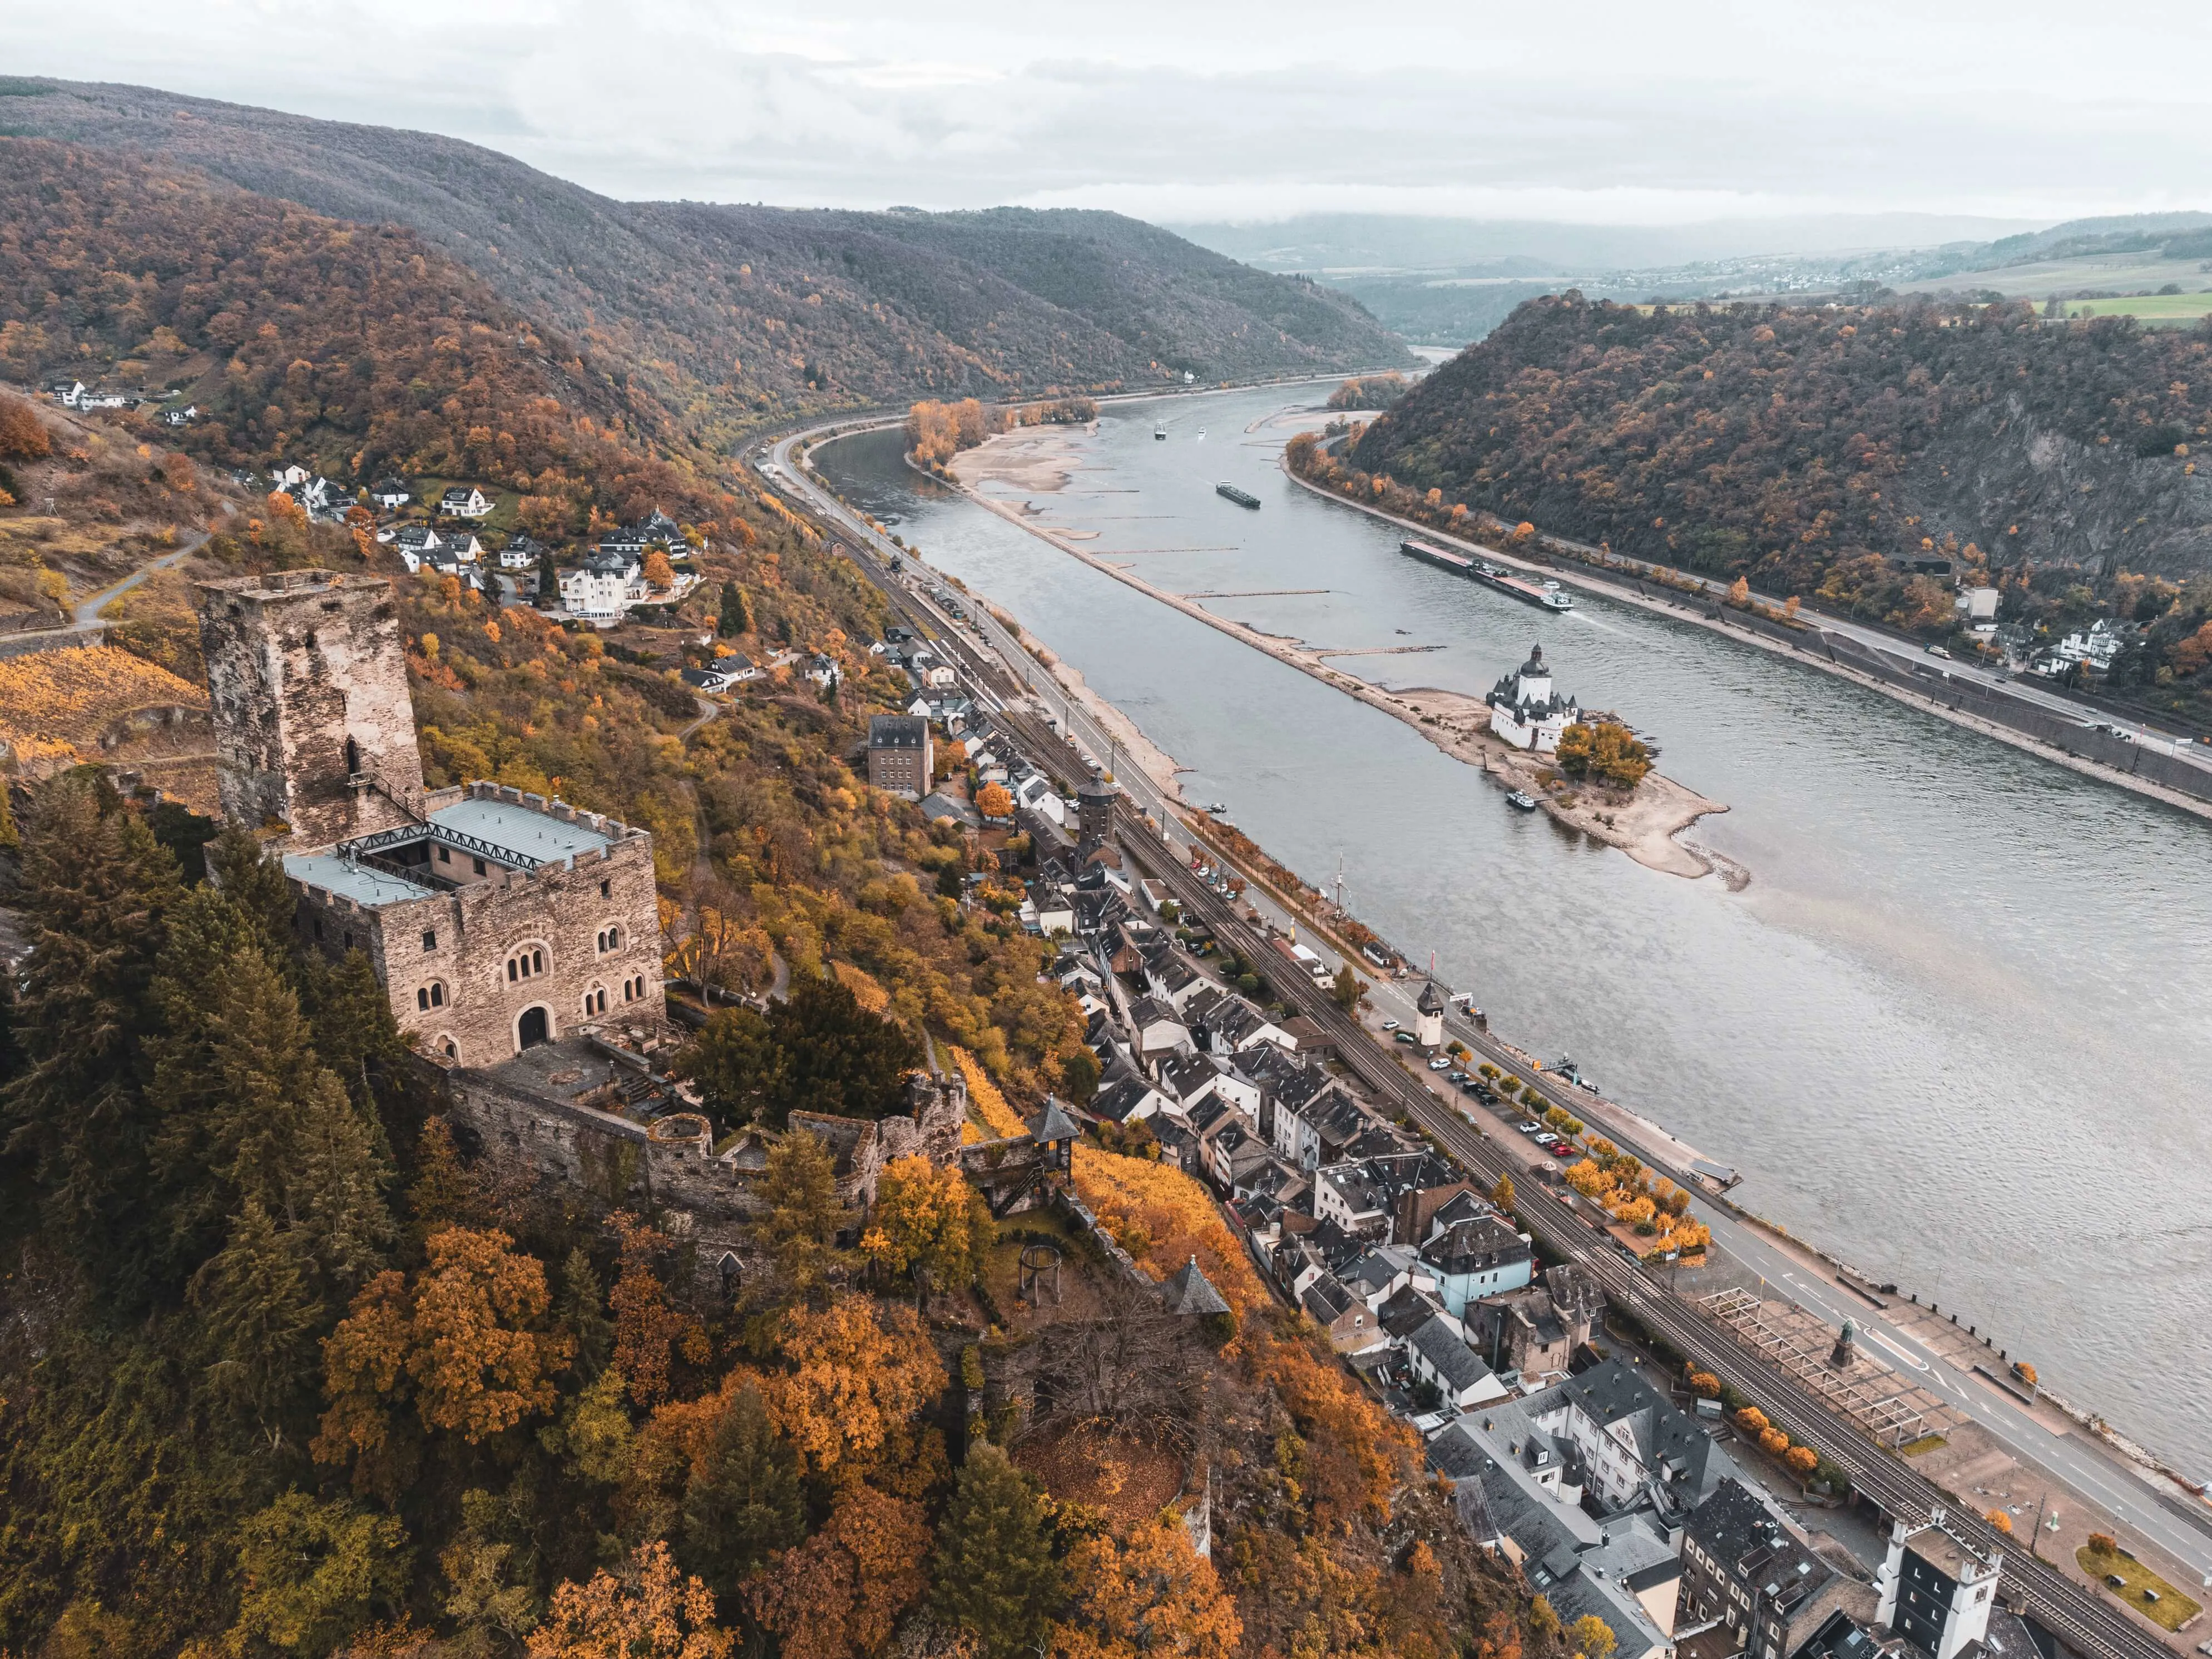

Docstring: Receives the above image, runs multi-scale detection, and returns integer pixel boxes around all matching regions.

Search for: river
[815,388,2212,1478]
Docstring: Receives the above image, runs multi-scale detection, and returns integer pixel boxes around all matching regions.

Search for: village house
[866,712,932,799]
[438,484,495,518]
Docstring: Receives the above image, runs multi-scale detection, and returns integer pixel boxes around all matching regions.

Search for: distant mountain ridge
[0,78,1409,446]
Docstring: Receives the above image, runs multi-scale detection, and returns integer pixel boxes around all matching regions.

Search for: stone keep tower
[196,570,426,844]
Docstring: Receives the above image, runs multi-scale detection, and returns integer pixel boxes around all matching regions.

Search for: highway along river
[815,387,2212,1479]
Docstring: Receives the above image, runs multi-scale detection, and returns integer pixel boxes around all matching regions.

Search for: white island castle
[1486,643,1579,753]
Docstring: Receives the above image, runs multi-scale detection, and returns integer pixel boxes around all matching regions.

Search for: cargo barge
[1400,539,1573,611]
[1216,482,1261,509]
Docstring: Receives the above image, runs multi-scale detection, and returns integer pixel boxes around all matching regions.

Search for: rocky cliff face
[1905,397,2212,578]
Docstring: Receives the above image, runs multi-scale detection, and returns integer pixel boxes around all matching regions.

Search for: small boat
[1154,423,1167,440]
[1207,800,1229,814]
[1216,482,1261,509]
[1505,790,1539,811]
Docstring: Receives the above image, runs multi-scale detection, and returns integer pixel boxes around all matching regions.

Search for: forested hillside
[0,139,741,533]
[1347,294,2212,708]
[0,79,1408,447]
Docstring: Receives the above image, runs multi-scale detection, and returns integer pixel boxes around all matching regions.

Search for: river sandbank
[948,428,1729,879]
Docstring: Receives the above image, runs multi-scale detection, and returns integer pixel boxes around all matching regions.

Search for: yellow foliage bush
[1072,1145,1264,1316]
[952,1044,1026,1140]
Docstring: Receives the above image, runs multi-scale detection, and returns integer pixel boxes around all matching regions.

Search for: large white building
[1487,644,1579,752]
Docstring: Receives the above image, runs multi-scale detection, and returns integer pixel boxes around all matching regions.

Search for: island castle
[193,569,1066,1280]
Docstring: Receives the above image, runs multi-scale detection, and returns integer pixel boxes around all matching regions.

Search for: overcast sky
[7,0,2209,226]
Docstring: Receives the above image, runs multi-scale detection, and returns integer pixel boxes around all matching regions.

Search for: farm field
[2061,291,2212,321]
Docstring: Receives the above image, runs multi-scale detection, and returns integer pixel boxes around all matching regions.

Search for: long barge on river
[1216,482,1261,509]
[1401,539,1573,611]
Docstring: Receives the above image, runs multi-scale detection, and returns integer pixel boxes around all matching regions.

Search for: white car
[1427,1057,1452,1072]
[1381,1019,1399,1031]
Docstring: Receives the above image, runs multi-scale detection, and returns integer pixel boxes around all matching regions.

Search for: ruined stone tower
[196,569,426,844]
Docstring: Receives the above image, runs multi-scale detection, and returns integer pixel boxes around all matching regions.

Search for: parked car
[1393,1032,1417,1046]
[1472,1083,1497,1103]
[1427,1057,1452,1072]
[1515,1122,1542,1136]
[1447,1069,1468,1084]
[1380,1019,1399,1031]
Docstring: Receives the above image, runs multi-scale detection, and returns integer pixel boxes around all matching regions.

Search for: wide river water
[816,387,2212,1475]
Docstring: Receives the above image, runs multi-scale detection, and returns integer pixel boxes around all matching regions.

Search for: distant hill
[1169,212,2041,275]
[0,79,1410,448]
[1344,294,2212,710]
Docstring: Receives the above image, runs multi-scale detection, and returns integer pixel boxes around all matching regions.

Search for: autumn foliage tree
[1050,1519,1240,1659]
[529,1541,731,1659]
[862,1156,992,1291]
[315,1226,572,1493]
[749,1299,947,1478]
[748,1485,929,1659]
[608,1212,707,1408]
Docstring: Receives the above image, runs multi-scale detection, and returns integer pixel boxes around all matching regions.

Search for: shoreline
[943,431,1729,880]
[1279,460,2212,831]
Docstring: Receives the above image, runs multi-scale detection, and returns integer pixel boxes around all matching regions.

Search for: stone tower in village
[197,569,425,844]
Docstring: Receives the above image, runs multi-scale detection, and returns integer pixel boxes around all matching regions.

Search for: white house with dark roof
[438,484,494,518]
[1407,1313,1508,1409]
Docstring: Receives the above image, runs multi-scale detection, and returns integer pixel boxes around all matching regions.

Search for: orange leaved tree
[751,1299,947,1477]
[1050,1519,1240,1659]
[530,1540,731,1659]
[315,1226,572,1492]
[746,1484,929,1659]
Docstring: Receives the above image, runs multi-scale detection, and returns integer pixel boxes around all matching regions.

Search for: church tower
[195,569,426,845]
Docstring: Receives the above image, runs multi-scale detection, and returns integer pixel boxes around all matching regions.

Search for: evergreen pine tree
[147,887,275,1281]
[679,1385,803,1598]
[537,549,558,606]
[1,776,182,1301]
[930,1441,1063,1658]
[206,824,299,960]
[295,1069,395,1298]
[190,1198,320,1424]
[717,582,751,637]
[406,1116,487,1249]
[298,945,410,1130]
[557,1246,615,1380]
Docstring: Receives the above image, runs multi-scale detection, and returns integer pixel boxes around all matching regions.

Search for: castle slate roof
[1026,1096,1081,1143]
[1160,1255,1231,1317]
[1418,980,1447,1014]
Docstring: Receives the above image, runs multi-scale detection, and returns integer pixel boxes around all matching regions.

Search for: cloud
[3,0,2208,224]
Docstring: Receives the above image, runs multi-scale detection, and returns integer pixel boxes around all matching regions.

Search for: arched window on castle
[597,925,622,953]
[584,984,609,1016]
[416,981,448,1012]
[506,946,547,983]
